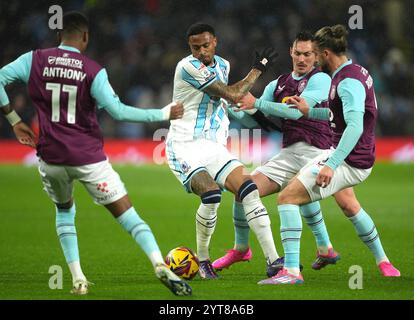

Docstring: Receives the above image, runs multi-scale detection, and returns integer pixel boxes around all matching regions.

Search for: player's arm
[324,78,366,171]
[237,80,304,120]
[202,47,278,103]
[227,106,258,128]
[300,72,332,120]
[203,69,262,104]
[91,69,183,122]
[243,72,333,121]
[0,51,36,147]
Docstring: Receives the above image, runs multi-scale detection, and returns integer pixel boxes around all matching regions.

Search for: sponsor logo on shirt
[48,55,83,69]
[276,85,285,93]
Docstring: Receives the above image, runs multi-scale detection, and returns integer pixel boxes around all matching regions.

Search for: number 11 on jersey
[46,82,78,124]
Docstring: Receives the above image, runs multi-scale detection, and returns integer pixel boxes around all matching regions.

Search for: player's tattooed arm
[203,69,262,103]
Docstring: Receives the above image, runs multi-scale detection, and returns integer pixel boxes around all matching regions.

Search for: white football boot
[154,264,192,296]
[70,279,92,295]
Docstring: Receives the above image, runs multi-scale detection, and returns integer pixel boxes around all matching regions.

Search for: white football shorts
[38,158,127,205]
[297,149,372,202]
[254,142,332,190]
[165,138,243,193]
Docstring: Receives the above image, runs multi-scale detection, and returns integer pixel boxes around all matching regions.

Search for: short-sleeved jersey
[28,47,105,165]
[273,68,332,149]
[329,62,377,169]
[167,55,230,145]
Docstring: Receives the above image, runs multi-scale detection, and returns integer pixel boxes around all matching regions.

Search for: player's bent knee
[200,189,222,205]
[277,190,295,205]
[338,201,361,216]
[237,179,258,202]
[191,171,219,195]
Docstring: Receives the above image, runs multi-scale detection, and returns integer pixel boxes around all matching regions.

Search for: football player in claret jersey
[166,22,280,279]
[213,31,340,276]
[0,11,192,296]
[258,25,400,285]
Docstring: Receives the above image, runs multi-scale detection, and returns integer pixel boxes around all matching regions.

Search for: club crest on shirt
[181,161,191,173]
[48,56,56,64]
[298,79,307,93]
[330,85,336,100]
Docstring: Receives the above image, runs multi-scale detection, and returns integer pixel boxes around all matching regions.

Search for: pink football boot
[212,248,252,270]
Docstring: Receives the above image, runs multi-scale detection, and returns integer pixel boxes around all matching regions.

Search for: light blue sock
[278,204,302,272]
[117,207,163,266]
[233,201,250,251]
[349,208,388,264]
[56,204,79,263]
[300,202,332,252]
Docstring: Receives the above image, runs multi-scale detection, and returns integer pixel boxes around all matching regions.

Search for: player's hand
[252,47,279,73]
[286,96,309,117]
[316,165,334,188]
[235,92,256,111]
[13,122,36,148]
[169,102,184,120]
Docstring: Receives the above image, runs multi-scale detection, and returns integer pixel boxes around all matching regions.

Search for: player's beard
[200,55,213,66]
[320,61,330,74]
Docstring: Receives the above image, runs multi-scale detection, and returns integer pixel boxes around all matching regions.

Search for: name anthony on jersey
[42,66,87,81]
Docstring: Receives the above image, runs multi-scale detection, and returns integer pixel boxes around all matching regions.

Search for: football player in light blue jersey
[0,11,192,296]
[166,23,280,279]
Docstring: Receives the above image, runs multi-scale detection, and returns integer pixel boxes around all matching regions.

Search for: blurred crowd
[0,0,413,139]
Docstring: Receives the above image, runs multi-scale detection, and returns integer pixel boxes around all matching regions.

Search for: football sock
[233,200,250,252]
[349,208,388,264]
[238,180,278,263]
[196,190,221,261]
[117,207,164,267]
[55,204,86,282]
[278,204,302,276]
[300,202,332,255]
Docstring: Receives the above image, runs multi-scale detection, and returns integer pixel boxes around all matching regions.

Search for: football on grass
[165,246,199,280]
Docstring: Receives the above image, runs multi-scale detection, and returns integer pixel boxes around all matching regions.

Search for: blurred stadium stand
[0,0,413,140]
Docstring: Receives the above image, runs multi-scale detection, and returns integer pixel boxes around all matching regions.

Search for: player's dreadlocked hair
[314,24,348,55]
[186,23,215,39]
[60,11,89,36]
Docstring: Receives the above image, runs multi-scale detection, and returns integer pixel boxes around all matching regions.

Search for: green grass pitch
[0,163,413,300]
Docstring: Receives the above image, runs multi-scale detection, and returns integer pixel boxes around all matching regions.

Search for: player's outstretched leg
[115,205,192,295]
[349,208,400,277]
[212,200,252,271]
[300,202,341,270]
[106,195,192,295]
[236,179,279,265]
[335,188,400,277]
[55,202,90,295]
